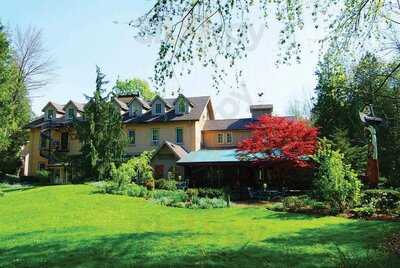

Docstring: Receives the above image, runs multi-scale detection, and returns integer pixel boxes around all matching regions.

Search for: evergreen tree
[312,53,400,186]
[76,67,127,180]
[0,23,30,174]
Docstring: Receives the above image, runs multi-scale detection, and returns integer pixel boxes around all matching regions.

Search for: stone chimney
[250,104,273,119]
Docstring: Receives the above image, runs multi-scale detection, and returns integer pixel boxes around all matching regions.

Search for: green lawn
[0,185,399,267]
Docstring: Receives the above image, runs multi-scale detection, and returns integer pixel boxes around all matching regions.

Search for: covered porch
[177,149,314,192]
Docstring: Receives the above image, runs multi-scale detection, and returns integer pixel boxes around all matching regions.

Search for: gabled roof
[152,140,187,160]
[150,95,172,109]
[203,118,254,131]
[63,100,85,112]
[127,96,151,110]
[173,94,194,107]
[41,102,65,114]
[124,96,211,123]
[113,97,129,111]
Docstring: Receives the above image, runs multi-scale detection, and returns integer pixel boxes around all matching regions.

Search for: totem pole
[359,105,384,187]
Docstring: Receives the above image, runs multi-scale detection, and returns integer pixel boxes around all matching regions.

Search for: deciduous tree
[113,78,156,100]
[0,23,30,174]
[132,1,400,91]
[237,115,318,167]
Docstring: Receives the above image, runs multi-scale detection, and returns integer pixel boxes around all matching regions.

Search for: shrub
[0,189,4,197]
[126,183,149,198]
[352,206,375,217]
[190,197,228,209]
[155,179,177,190]
[313,139,362,213]
[281,195,328,213]
[186,188,199,199]
[150,189,188,204]
[198,188,225,199]
[361,189,400,213]
[0,173,20,184]
[36,170,50,185]
[110,163,134,191]
[144,178,155,190]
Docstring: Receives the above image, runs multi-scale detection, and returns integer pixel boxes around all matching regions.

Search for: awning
[177,149,243,165]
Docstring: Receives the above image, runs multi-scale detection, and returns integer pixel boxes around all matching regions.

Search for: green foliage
[352,206,376,218]
[189,197,228,209]
[75,67,127,180]
[197,188,225,199]
[186,188,199,199]
[313,139,362,213]
[0,23,30,174]
[150,189,188,205]
[36,170,50,185]
[107,151,154,192]
[0,189,4,197]
[128,151,154,185]
[329,129,367,175]
[155,179,177,191]
[281,195,327,213]
[134,1,390,91]
[113,78,156,101]
[312,53,400,186]
[361,189,400,213]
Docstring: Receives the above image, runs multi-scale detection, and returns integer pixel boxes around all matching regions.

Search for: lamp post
[359,105,384,187]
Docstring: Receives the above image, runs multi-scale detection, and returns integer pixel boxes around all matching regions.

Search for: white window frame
[226,132,233,144]
[176,128,183,144]
[128,130,136,145]
[152,128,160,145]
[217,133,224,144]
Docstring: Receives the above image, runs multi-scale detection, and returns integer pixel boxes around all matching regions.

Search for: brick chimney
[250,104,273,119]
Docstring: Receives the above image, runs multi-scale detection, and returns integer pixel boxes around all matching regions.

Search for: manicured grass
[0,185,399,267]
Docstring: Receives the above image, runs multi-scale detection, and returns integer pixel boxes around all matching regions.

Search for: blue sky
[1,1,322,118]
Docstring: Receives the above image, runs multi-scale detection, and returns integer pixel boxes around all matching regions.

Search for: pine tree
[76,66,127,180]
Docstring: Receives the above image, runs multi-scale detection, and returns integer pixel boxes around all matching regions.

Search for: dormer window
[155,103,162,114]
[67,108,75,120]
[47,109,55,120]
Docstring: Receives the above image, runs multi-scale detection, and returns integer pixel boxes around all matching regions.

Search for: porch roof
[177,149,242,165]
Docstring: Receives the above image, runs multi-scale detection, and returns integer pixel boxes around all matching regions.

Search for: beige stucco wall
[125,121,197,155]
[28,127,81,176]
[202,130,251,149]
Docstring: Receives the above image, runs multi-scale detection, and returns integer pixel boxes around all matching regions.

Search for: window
[226,132,233,144]
[128,130,136,145]
[178,99,186,113]
[60,132,69,151]
[152,128,160,145]
[176,128,183,144]
[40,134,47,149]
[155,103,162,114]
[68,108,75,119]
[38,163,46,170]
[217,133,224,144]
[130,104,139,118]
[47,109,55,120]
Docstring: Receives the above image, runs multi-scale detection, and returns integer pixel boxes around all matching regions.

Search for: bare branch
[12,25,56,92]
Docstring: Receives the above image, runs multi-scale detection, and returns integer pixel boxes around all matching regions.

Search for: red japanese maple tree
[237,115,318,167]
